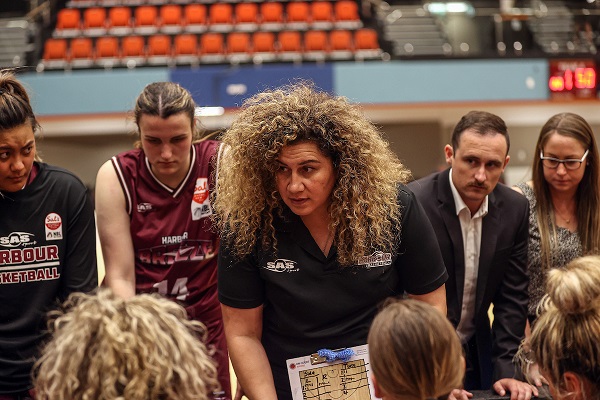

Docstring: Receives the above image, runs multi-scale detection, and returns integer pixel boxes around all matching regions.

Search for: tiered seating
[42,1,381,69]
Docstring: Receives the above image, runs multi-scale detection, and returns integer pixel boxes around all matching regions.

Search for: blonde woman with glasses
[513,112,600,388]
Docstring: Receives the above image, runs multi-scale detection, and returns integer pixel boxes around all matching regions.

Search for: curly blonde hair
[33,288,220,400]
[526,256,600,399]
[213,83,411,266]
[368,299,464,399]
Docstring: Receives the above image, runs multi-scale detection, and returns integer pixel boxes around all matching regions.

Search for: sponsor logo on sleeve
[45,213,63,241]
[191,177,212,221]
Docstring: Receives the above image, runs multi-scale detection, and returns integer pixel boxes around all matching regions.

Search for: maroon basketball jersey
[112,140,231,399]
[111,141,222,322]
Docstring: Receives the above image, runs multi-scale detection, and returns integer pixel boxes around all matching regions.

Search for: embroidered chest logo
[264,259,299,273]
[356,251,392,269]
[191,177,212,221]
[137,203,153,213]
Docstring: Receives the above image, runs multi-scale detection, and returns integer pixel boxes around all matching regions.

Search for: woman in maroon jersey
[95,82,230,400]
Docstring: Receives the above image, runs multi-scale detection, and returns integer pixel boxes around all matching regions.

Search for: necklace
[554,208,574,224]
[319,230,334,255]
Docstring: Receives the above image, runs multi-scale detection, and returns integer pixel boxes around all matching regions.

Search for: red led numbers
[549,60,597,99]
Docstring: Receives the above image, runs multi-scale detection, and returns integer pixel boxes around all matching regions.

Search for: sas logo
[0,232,34,248]
[264,259,299,273]
[137,203,153,213]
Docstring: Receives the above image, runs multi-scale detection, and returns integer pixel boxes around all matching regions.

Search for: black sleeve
[218,240,264,309]
[396,186,449,295]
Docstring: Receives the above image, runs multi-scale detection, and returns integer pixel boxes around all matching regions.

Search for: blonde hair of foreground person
[33,288,219,400]
[368,299,464,400]
[524,255,600,400]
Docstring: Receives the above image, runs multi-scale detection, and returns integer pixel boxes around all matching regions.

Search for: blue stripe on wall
[170,63,334,108]
[334,59,548,104]
[19,60,549,116]
[21,68,169,116]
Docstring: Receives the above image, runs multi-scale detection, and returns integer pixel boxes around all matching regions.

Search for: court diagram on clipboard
[287,344,381,400]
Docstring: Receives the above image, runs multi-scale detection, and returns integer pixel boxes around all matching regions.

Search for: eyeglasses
[540,149,589,170]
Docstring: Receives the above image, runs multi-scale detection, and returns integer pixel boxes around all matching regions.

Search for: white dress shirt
[448,169,488,344]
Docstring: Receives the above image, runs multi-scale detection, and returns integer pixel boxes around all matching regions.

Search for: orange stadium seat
[82,8,107,35]
[69,37,94,68]
[253,31,275,53]
[334,0,362,29]
[227,32,252,63]
[108,7,132,35]
[235,2,258,31]
[311,1,334,28]
[174,34,198,64]
[260,2,284,29]
[253,31,276,62]
[354,28,381,59]
[329,30,354,59]
[278,30,302,61]
[147,35,172,62]
[42,38,68,68]
[209,3,233,31]
[55,8,81,37]
[184,4,207,33]
[134,6,159,34]
[354,28,379,50]
[160,5,183,34]
[121,35,146,67]
[95,36,120,67]
[286,2,310,27]
[304,30,328,52]
[199,32,225,63]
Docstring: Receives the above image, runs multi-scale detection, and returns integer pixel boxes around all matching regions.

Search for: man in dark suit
[408,111,536,399]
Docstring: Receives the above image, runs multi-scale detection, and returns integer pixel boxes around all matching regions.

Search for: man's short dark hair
[451,111,510,153]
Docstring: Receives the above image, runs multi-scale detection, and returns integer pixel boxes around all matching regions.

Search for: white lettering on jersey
[161,232,189,245]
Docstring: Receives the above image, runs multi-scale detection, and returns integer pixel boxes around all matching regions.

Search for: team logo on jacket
[356,251,392,269]
[45,213,63,241]
[264,259,299,273]
[0,232,34,247]
[191,177,212,221]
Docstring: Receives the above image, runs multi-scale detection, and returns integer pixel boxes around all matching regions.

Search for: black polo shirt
[218,185,448,400]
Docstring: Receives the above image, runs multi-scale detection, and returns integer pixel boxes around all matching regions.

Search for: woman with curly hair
[34,288,220,400]
[519,255,600,400]
[214,83,448,400]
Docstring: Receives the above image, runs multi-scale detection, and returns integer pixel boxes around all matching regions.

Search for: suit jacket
[408,169,529,389]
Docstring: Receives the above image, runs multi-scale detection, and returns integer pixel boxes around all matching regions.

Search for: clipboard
[286,344,381,400]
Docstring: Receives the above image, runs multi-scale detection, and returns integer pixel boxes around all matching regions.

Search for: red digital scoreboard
[548,59,597,100]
